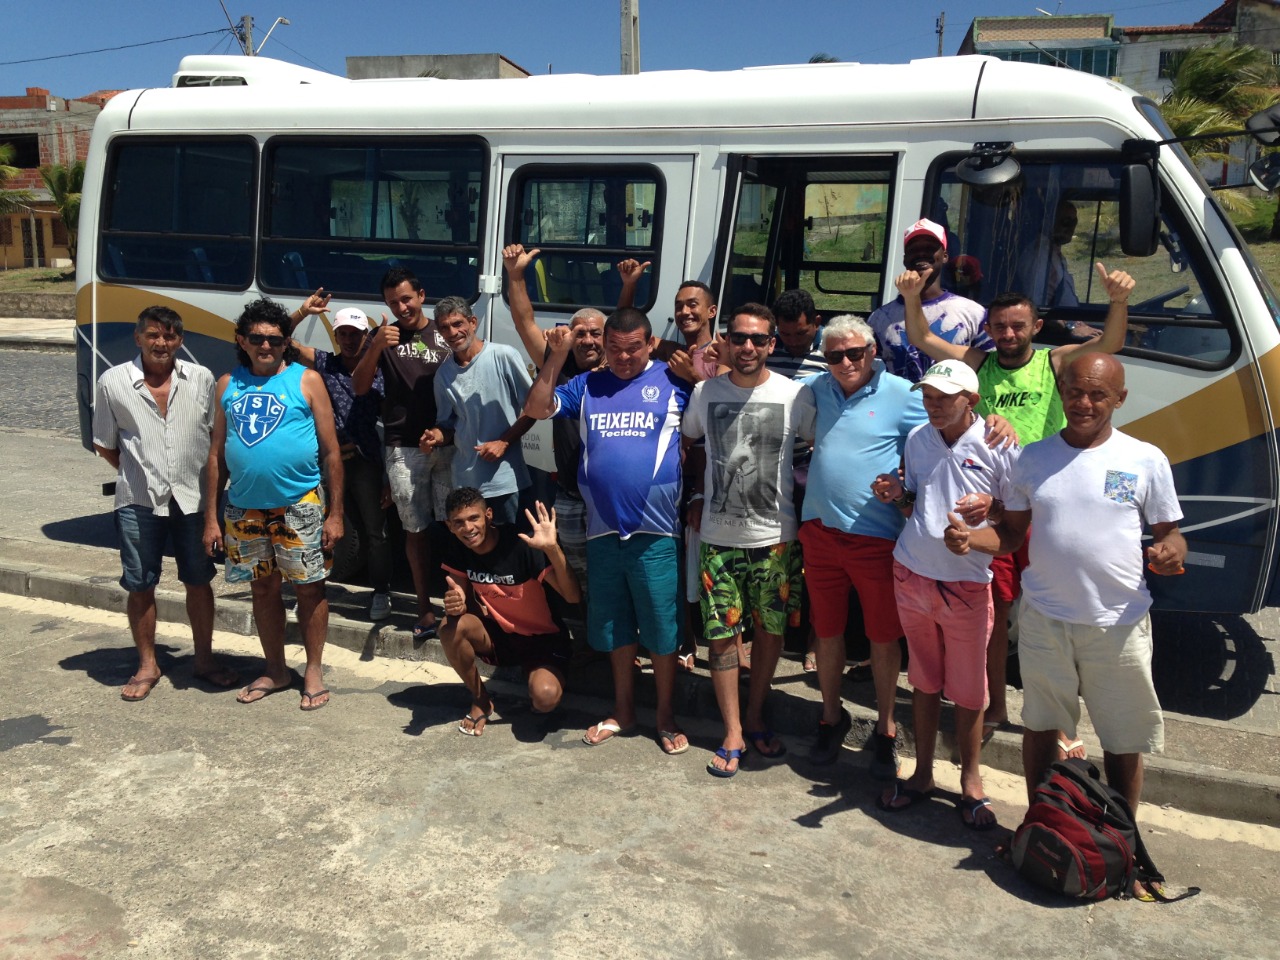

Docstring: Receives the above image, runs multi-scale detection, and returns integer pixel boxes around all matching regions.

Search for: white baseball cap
[332,307,371,332]
[912,359,979,395]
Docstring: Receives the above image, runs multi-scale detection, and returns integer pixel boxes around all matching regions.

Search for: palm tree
[1159,42,1280,226]
[0,143,35,217]
[39,160,84,265]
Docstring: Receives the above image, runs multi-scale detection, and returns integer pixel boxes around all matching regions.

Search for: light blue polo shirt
[801,361,927,542]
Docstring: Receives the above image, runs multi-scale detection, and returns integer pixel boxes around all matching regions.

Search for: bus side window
[508,165,662,313]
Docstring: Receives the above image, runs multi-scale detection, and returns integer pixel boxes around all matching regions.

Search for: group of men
[93,216,1185,840]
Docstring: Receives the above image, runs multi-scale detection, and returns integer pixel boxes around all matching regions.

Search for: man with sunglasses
[682,304,816,777]
[867,219,992,384]
[798,315,928,774]
[204,299,344,711]
[286,293,393,622]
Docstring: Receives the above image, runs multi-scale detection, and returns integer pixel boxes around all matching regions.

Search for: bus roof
[108,55,1143,138]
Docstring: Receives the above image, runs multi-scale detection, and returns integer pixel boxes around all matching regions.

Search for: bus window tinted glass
[512,167,661,311]
[100,139,254,288]
[260,139,485,301]
[724,157,894,316]
[931,158,1230,365]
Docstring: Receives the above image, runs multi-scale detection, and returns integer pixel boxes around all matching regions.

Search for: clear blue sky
[2,1,1228,98]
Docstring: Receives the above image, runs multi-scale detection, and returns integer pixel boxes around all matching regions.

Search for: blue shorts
[585,533,680,656]
[115,503,215,593]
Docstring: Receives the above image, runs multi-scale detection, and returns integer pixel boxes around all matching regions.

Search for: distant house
[0,86,117,269]
[956,13,1120,78]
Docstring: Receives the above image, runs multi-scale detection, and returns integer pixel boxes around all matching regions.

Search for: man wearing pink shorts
[871,360,1018,830]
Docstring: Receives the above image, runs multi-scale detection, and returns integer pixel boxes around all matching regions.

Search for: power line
[0,29,228,67]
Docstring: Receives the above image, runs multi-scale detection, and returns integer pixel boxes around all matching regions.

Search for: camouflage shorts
[698,540,802,642]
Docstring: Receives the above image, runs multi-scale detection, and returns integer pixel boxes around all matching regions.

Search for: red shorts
[798,520,901,644]
[990,530,1031,606]
[893,560,992,711]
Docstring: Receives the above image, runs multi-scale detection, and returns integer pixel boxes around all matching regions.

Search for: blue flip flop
[707,747,743,778]
[745,729,787,760]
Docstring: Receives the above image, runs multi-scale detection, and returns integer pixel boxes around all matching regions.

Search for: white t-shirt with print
[683,372,816,549]
[1005,430,1182,627]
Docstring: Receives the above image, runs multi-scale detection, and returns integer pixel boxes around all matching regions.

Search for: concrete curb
[3,557,1277,826]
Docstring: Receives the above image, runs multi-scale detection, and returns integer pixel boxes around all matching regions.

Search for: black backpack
[1010,758,1199,902]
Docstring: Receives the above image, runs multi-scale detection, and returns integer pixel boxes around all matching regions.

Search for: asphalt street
[3,592,1279,960]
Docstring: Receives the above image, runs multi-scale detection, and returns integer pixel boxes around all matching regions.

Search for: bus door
[712,155,898,318]
[493,154,695,470]
[930,153,1278,615]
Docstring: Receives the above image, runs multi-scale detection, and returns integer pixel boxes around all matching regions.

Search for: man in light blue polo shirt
[798,314,927,774]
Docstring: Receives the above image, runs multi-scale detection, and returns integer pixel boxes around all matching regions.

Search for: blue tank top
[223,363,320,508]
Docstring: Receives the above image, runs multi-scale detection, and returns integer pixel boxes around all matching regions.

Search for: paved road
[3,593,1278,960]
[0,347,80,440]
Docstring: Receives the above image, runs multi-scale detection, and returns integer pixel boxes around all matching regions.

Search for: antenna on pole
[620,0,640,75]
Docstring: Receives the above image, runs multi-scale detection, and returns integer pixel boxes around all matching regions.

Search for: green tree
[38,160,84,264]
[1159,42,1280,225]
[0,142,35,217]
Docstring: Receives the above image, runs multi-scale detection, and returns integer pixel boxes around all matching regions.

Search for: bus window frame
[97,134,259,293]
[502,161,667,316]
[711,153,899,317]
[257,134,490,304]
[924,147,1241,372]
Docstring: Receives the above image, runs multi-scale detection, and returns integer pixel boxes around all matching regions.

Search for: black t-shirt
[548,349,588,498]
[379,319,450,448]
[437,524,561,637]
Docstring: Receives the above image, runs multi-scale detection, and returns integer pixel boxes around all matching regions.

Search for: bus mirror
[1120,163,1160,257]
[1246,106,1280,146]
[1249,153,1280,192]
[955,142,1021,187]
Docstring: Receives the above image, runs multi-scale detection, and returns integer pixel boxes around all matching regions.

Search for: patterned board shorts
[698,540,802,643]
[224,487,331,585]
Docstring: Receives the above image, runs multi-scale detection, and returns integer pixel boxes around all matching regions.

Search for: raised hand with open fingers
[518,500,558,553]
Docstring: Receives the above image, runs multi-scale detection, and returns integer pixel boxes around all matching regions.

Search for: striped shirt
[93,356,216,516]
[765,326,827,380]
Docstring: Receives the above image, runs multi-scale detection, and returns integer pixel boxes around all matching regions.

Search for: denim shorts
[115,502,215,592]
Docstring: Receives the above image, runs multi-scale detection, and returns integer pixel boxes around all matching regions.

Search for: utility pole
[621,0,640,75]
[239,15,255,56]
[936,11,945,57]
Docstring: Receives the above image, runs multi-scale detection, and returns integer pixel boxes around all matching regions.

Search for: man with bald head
[944,352,1186,821]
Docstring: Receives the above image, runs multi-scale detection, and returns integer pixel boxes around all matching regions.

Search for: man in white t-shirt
[870,360,1018,831]
[944,352,1186,822]
[683,304,817,777]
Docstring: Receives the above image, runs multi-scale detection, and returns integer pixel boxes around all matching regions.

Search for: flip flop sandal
[121,674,161,702]
[236,676,294,704]
[877,779,936,812]
[582,720,635,745]
[657,730,690,755]
[706,747,743,778]
[745,729,787,760]
[802,653,817,673]
[300,689,330,711]
[458,711,491,736]
[960,796,997,831]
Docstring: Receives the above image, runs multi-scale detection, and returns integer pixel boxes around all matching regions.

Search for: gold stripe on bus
[1123,353,1273,466]
[76,284,237,342]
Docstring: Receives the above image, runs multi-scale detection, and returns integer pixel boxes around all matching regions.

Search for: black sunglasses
[823,346,869,365]
[245,333,287,347]
[727,332,774,347]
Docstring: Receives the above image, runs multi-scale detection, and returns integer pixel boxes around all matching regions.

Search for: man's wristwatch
[892,490,916,509]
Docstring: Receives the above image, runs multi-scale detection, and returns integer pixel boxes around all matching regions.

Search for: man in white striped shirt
[93,306,237,701]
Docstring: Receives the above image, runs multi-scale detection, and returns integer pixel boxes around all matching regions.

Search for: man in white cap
[288,292,393,621]
[870,359,1019,831]
[867,219,992,383]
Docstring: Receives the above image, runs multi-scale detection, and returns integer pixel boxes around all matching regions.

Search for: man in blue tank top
[204,299,345,712]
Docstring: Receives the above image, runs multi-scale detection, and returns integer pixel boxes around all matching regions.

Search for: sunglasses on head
[824,346,869,365]
[727,331,774,347]
[245,333,287,347]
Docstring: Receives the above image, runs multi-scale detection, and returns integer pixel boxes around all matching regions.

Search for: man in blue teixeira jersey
[524,307,692,756]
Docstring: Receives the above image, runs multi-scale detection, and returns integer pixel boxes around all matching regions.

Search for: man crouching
[437,487,579,736]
